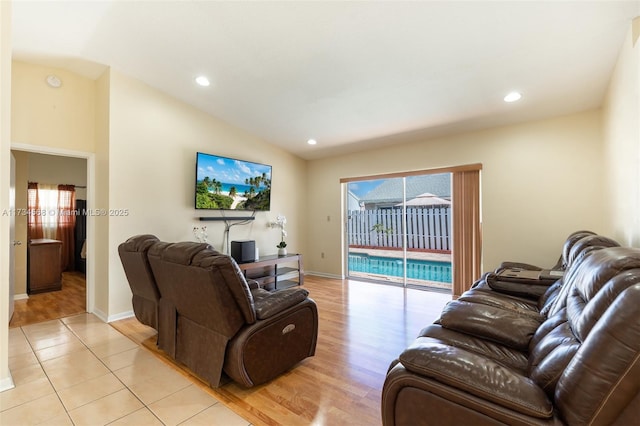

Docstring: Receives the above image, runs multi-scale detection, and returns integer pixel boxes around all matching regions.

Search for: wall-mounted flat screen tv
[195,152,272,211]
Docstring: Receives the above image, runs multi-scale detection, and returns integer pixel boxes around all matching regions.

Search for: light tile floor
[2,313,250,426]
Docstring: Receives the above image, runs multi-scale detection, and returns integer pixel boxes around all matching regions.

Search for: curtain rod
[28,181,87,189]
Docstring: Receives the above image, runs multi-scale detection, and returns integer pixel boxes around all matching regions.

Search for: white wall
[11,61,95,151]
[93,69,110,318]
[603,17,640,247]
[105,70,308,318]
[8,62,308,321]
[306,110,605,277]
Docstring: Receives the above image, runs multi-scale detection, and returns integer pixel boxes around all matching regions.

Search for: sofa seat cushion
[418,324,529,372]
[439,300,545,351]
[458,288,540,314]
[399,337,553,419]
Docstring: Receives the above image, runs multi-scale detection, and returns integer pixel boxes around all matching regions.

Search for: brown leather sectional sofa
[382,233,640,425]
[118,235,318,388]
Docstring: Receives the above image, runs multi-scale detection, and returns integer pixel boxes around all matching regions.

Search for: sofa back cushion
[148,242,256,339]
[190,247,257,324]
[118,234,161,302]
[556,279,640,425]
[528,247,640,424]
[540,236,620,319]
[538,235,620,314]
[118,234,161,329]
[558,230,596,269]
[563,234,620,272]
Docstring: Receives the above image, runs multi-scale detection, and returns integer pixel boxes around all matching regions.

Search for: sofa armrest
[486,270,560,299]
[399,337,553,419]
[253,287,310,320]
[496,261,543,272]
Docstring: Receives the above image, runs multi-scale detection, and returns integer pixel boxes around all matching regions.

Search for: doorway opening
[9,145,94,327]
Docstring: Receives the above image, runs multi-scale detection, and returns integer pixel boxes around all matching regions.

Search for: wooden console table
[28,238,62,294]
[237,253,304,290]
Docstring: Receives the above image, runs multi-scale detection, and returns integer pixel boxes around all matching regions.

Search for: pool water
[348,254,452,283]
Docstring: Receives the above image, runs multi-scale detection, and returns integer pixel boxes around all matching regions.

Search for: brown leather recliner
[118,234,161,330]
[459,233,620,316]
[147,241,318,388]
[382,245,640,425]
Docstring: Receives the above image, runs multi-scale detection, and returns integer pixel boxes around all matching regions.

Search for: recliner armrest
[252,288,310,320]
[486,270,559,299]
[247,279,261,290]
[399,337,553,419]
[496,261,543,272]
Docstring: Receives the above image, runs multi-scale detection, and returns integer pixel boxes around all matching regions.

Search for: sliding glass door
[345,173,452,291]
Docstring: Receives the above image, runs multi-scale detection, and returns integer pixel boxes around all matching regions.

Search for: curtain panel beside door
[56,185,76,272]
[452,169,482,297]
[27,182,76,271]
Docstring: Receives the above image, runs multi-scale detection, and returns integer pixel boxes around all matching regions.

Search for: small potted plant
[271,214,288,255]
[276,239,287,256]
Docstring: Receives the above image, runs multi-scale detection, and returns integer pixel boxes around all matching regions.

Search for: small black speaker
[231,240,256,263]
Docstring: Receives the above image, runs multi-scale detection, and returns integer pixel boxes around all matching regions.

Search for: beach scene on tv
[196,153,272,210]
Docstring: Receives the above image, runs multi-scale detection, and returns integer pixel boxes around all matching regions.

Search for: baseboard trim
[91,308,108,323]
[13,293,28,301]
[69,308,133,323]
[306,271,344,280]
[107,310,135,323]
[0,375,15,393]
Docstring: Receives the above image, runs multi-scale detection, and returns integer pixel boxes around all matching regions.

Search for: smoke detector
[45,75,62,88]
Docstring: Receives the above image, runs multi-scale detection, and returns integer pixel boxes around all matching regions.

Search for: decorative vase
[278,247,287,256]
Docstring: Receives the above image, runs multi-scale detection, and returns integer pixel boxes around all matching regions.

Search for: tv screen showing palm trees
[195,152,272,211]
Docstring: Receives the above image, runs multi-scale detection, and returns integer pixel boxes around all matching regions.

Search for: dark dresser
[28,239,62,294]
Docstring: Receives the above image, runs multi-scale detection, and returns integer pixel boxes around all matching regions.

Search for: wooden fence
[348,207,451,251]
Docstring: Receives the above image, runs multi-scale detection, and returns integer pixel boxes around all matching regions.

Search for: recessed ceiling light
[307,139,317,145]
[504,91,522,103]
[195,76,210,87]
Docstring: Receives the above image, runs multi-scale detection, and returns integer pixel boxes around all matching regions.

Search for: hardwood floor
[7,271,451,425]
[112,275,452,425]
[9,271,86,328]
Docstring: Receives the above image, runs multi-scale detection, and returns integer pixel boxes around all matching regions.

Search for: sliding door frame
[341,163,482,295]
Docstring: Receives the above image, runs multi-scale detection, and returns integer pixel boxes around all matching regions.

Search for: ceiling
[11,1,640,160]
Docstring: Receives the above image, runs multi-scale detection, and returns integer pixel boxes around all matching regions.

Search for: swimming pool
[348,253,452,283]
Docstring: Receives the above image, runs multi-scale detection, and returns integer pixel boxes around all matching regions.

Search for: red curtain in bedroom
[27,182,44,241]
[57,184,76,271]
[28,182,76,271]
